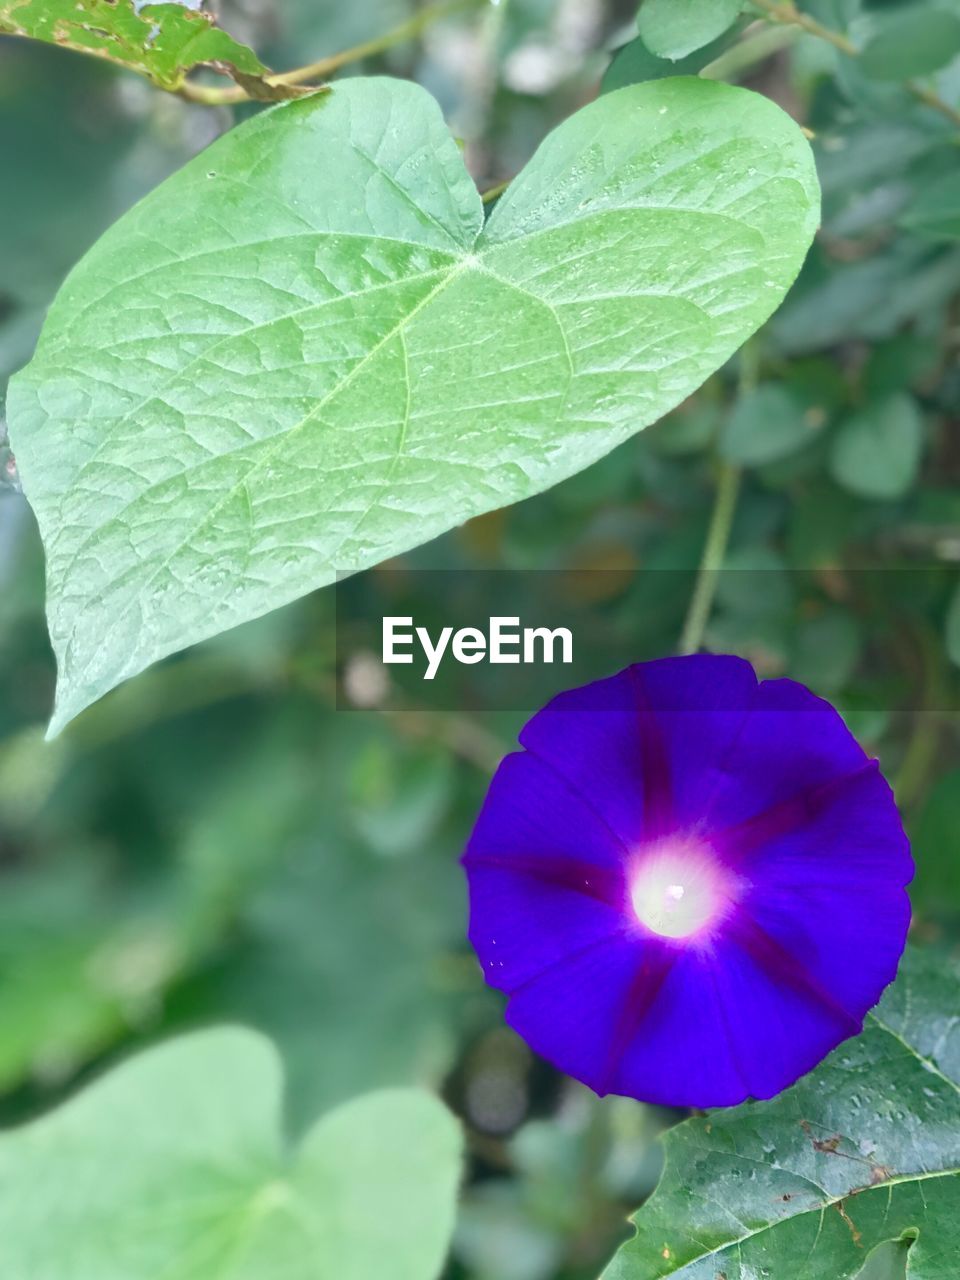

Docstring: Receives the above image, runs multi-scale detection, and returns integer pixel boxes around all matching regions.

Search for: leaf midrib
[44,194,766,513]
[49,262,457,567]
[622,1012,960,1278]
[868,1009,960,1098]
[49,228,466,344]
[55,258,473,696]
[49,191,752,571]
[645,1167,958,1279]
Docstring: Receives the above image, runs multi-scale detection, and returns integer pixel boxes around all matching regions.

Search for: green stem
[679,461,742,656]
[699,21,799,82]
[748,0,857,55]
[894,622,946,811]
[181,0,489,106]
[678,342,759,656]
[749,0,960,128]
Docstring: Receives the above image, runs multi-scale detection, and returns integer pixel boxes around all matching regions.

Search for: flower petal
[464,751,630,992]
[609,936,860,1105]
[700,676,872,835]
[727,764,912,1020]
[518,655,759,844]
[503,933,674,1096]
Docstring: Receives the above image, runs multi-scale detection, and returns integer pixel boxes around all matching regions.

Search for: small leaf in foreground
[0,1027,463,1280]
[8,76,819,733]
[603,946,960,1280]
[0,0,306,98]
[637,0,744,61]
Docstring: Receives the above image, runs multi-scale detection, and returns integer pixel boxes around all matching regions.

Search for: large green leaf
[0,0,303,98]
[8,76,819,734]
[0,1028,463,1279]
[603,947,960,1280]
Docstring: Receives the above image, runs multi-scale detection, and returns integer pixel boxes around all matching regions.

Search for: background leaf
[857,6,960,81]
[947,580,960,669]
[637,0,744,61]
[604,947,960,1280]
[902,173,960,242]
[601,25,745,93]
[7,76,819,734]
[829,393,923,499]
[0,1027,463,1280]
[0,0,303,98]
[720,383,822,465]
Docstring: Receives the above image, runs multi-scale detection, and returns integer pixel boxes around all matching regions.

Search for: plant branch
[749,0,856,56]
[180,0,489,106]
[894,621,947,812]
[699,21,800,83]
[749,0,960,128]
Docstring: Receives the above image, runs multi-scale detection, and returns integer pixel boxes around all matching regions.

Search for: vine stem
[699,21,800,83]
[678,461,742,656]
[894,622,945,811]
[678,342,759,656]
[180,0,490,106]
[750,0,960,128]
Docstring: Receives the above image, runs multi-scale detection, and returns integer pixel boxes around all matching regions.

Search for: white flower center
[629,839,734,940]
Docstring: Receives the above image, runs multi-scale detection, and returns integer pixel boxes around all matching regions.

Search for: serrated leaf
[7,76,819,734]
[603,946,960,1280]
[829,393,923,500]
[0,1028,463,1280]
[638,0,743,60]
[0,0,305,98]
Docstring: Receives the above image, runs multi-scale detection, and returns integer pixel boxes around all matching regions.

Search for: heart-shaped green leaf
[7,76,819,734]
[0,1027,463,1279]
[829,393,923,500]
[603,946,960,1280]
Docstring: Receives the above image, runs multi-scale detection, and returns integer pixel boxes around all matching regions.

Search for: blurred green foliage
[2,1,960,1276]
[0,1028,465,1280]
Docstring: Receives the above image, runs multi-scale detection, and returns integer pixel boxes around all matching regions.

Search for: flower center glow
[629,839,734,940]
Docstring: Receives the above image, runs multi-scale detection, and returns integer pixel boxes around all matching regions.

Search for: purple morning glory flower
[462,655,913,1107]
